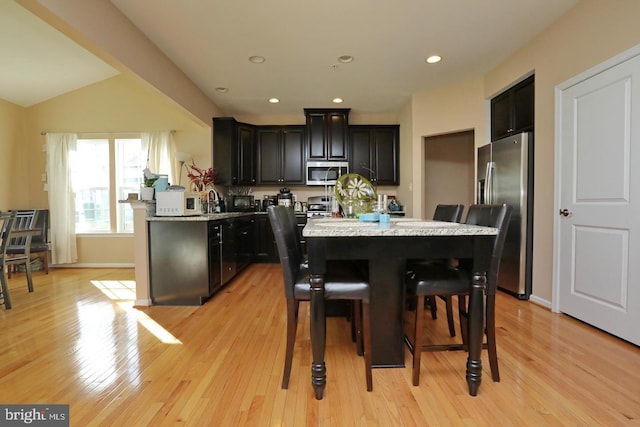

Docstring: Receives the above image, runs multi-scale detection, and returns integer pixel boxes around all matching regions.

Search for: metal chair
[267,205,373,391]
[1,211,39,309]
[404,204,511,386]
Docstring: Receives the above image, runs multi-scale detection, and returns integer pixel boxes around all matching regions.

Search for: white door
[555,50,640,345]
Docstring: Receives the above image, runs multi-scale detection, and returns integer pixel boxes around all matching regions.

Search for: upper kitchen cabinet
[305,108,350,161]
[213,117,256,185]
[490,75,534,141]
[256,125,306,185]
[349,125,399,185]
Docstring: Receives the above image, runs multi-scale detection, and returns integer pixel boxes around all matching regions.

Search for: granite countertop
[147,212,255,221]
[303,217,498,237]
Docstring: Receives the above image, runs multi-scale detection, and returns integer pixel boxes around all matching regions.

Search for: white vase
[140,187,155,201]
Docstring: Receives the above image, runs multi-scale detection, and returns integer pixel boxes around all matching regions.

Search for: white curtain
[46,133,78,265]
[141,131,176,185]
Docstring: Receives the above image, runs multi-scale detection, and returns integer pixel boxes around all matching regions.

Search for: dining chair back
[25,209,50,274]
[267,205,373,391]
[1,211,37,309]
[432,204,464,223]
[404,204,511,386]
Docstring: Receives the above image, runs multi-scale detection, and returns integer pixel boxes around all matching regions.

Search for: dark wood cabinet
[235,216,255,271]
[491,75,534,141]
[305,108,350,161]
[213,117,256,185]
[254,215,278,262]
[256,125,305,185]
[349,125,399,185]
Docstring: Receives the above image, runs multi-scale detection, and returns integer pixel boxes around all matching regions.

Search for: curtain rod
[40,130,176,135]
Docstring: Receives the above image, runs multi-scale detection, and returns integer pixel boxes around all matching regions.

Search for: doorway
[423,130,475,218]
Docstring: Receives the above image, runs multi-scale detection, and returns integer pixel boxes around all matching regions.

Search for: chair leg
[412,295,425,386]
[0,269,12,309]
[443,296,456,337]
[486,294,500,382]
[458,295,468,347]
[353,300,364,356]
[427,296,437,319]
[44,252,49,274]
[282,299,299,389]
[24,261,34,293]
[361,301,373,392]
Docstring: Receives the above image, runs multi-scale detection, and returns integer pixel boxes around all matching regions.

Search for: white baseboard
[529,294,551,309]
[134,298,152,307]
[51,263,135,268]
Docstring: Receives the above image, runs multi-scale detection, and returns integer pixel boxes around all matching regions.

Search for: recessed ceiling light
[426,55,442,64]
[215,87,229,93]
[332,98,343,104]
[268,98,280,104]
[337,55,354,63]
[249,55,266,64]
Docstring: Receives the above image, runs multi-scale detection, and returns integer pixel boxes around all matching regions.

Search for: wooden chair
[1,211,39,309]
[409,204,465,336]
[404,204,511,386]
[267,205,373,391]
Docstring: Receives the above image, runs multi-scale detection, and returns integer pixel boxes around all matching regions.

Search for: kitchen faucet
[207,189,220,213]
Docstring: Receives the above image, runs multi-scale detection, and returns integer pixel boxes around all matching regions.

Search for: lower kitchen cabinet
[149,221,221,305]
[149,213,295,306]
[255,215,278,262]
[255,213,307,263]
[235,215,255,270]
[220,216,254,285]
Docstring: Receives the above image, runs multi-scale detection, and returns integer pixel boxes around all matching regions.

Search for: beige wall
[0,98,29,209]
[21,74,211,266]
[404,76,485,220]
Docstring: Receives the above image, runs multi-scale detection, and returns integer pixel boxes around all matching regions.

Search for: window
[73,135,144,233]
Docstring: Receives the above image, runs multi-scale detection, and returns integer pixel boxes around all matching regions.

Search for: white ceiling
[0,1,118,108]
[2,0,578,115]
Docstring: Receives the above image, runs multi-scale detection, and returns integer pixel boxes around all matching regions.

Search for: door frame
[552,43,640,313]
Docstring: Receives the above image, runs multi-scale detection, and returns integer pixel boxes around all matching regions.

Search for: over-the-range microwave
[306,161,349,186]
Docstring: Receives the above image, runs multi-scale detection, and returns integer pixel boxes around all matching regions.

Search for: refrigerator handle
[486,161,496,204]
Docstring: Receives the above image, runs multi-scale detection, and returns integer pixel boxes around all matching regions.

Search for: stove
[307,211,333,219]
[307,195,332,218]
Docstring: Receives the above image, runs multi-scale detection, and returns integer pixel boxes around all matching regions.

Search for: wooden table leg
[466,271,486,396]
[309,273,326,400]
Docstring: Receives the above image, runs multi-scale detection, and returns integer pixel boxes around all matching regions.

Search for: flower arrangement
[186,161,217,192]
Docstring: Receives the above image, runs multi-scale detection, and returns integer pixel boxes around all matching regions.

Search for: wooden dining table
[303,217,498,400]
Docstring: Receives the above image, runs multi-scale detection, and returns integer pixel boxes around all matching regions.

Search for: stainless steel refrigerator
[477,132,533,299]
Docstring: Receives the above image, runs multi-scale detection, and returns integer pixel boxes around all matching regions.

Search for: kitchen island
[147,212,257,305]
[303,217,498,399]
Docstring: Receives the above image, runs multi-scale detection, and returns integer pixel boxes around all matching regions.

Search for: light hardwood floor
[0,264,639,426]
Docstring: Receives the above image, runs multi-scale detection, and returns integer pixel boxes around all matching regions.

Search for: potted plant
[141,168,158,200]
